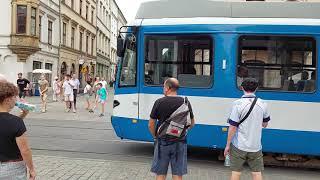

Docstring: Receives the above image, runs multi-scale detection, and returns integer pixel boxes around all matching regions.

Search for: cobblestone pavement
[33,155,320,180]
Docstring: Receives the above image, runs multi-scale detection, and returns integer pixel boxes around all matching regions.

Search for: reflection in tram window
[144,35,213,88]
[238,36,316,92]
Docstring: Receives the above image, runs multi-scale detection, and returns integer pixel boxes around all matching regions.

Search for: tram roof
[136,1,320,19]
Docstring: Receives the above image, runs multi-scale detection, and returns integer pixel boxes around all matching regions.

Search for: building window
[144,35,213,87]
[86,5,88,20]
[80,0,82,16]
[238,36,316,92]
[91,9,94,23]
[30,7,36,36]
[48,21,53,45]
[71,27,75,48]
[91,37,94,55]
[62,22,67,45]
[71,0,74,10]
[86,34,89,53]
[17,5,27,34]
[33,61,42,70]
[45,63,53,71]
[39,16,42,40]
[80,31,83,51]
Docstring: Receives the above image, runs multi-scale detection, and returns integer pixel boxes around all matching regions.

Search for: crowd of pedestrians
[0,72,270,180]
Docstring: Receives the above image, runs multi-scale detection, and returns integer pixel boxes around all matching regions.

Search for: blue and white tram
[112,1,320,157]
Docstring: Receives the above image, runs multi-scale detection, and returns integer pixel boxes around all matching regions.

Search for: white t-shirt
[84,84,92,94]
[62,80,73,95]
[228,94,270,152]
[100,80,107,88]
[70,79,80,90]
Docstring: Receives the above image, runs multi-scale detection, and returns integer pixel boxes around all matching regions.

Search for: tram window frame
[237,35,317,93]
[118,34,138,88]
[144,34,214,88]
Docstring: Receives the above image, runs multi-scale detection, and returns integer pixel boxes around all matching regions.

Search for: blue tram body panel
[113,21,320,156]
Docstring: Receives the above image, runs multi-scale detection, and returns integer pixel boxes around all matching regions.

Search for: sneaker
[65,109,70,113]
[89,109,94,113]
[99,114,104,117]
[41,109,46,113]
[73,110,76,113]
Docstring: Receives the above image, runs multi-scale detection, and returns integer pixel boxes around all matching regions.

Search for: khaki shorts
[64,94,74,102]
[230,144,264,172]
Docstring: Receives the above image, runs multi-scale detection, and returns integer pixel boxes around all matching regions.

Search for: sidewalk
[14,88,114,122]
[32,155,320,180]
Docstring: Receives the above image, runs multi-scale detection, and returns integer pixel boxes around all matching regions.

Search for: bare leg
[65,101,70,112]
[172,175,182,180]
[156,175,166,180]
[231,171,241,180]
[252,172,263,180]
[71,101,76,113]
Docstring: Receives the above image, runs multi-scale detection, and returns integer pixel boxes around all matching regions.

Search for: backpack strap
[238,97,258,125]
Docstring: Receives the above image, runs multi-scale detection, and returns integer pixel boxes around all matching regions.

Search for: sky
[115,0,153,22]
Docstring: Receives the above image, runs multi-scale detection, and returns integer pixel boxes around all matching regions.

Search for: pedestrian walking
[70,74,80,110]
[0,81,36,180]
[149,78,195,180]
[38,75,49,113]
[16,73,30,100]
[84,81,92,110]
[224,78,271,180]
[52,76,61,102]
[62,75,76,113]
[90,83,107,117]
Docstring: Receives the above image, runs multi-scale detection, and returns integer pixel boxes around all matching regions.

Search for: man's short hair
[97,83,103,87]
[164,78,180,91]
[241,78,258,92]
[65,74,71,78]
[18,73,22,76]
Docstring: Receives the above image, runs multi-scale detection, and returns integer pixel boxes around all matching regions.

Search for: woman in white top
[84,81,92,110]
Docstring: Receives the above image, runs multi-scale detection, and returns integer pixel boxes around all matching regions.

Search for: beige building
[96,0,111,82]
[0,0,40,83]
[60,0,96,86]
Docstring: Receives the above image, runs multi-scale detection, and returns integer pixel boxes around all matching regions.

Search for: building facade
[96,0,111,82]
[60,0,97,86]
[0,0,40,83]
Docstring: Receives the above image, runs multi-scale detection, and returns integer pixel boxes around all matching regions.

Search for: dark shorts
[230,144,264,172]
[151,140,187,176]
[18,90,26,98]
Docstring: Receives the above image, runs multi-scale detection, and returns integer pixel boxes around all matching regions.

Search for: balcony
[8,34,40,62]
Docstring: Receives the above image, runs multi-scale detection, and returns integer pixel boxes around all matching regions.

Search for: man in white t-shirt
[62,74,76,113]
[100,77,107,89]
[224,78,270,180]
[70,74,80,110]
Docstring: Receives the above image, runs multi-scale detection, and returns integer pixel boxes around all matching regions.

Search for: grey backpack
[157,97,191,141]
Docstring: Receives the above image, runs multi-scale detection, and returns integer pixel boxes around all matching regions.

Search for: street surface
[11,90,320,180]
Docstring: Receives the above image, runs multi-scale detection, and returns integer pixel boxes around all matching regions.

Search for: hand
[29,168,36,180]
[19,110,29,119]
[224,144,230,157]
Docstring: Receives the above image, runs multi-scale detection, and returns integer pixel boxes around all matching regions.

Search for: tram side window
[119,36,137,87]
[144,35,213,87]
[238,36,316,92]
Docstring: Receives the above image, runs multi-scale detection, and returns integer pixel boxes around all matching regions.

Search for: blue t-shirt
[98,87,107,100]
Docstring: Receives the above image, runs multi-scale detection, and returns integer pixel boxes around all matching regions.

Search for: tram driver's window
[238,36,316,92]
[144,35,213,87]
[119,36,137,87]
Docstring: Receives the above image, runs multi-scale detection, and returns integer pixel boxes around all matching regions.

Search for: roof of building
[136,0,320,19]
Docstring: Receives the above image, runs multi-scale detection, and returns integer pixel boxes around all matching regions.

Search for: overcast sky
[115,0,153,22]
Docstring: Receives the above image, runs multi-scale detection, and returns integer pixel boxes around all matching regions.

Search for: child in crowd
[84,81,92,110]
[90,83,107,117]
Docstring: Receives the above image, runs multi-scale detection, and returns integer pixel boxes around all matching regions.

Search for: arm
[224,125,237,157]
[16,133,36,179]
[148,118,157,139]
